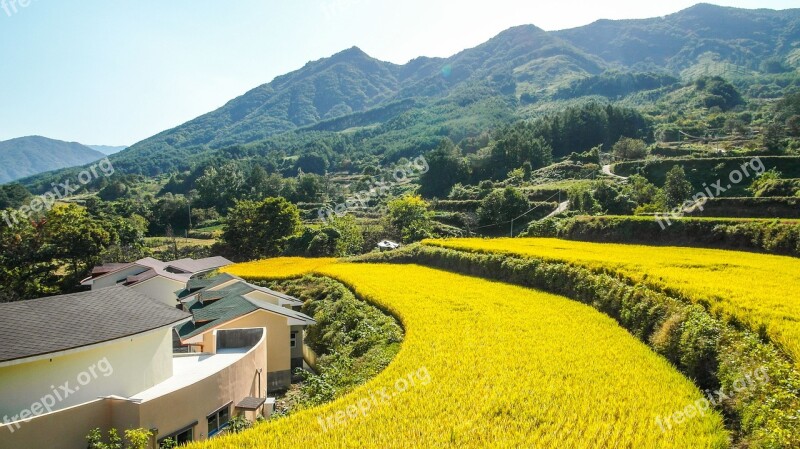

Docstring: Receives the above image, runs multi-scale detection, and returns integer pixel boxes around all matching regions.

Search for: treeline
[526,215,800,258]
[553,71,680,100]
[419,102,651,197]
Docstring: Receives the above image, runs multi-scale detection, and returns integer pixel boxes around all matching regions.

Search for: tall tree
[222,197,301,260]
[419,139,469,198]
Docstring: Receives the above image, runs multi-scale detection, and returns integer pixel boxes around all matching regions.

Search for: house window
[290,331,298,348]
[158,422,196,446]
[207,403,231,437]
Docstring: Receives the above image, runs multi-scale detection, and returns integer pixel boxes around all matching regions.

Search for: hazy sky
[0,0,795,146]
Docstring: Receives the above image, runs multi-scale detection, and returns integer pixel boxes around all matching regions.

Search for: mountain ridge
[18,3,800,184]
[0,136,106,184]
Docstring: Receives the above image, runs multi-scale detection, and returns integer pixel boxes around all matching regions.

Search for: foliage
[221,197,302,261]
[663,165,693,208]
[228,415,254,434]
[418,139,469,198]
[612,137,649,160]
[489,121,553,177]
[267,276,402,409]
[86,428,152,449]
[476,187,530,226]
[192,258,729,449]
[386,195,432,243]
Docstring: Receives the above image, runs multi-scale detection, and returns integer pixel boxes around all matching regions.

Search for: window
[207,403,231,437]
[290,331,298,348]
[158,422,196,446]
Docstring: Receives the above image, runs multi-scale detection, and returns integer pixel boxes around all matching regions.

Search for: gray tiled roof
[167,257,232,274]
[0,286,190,364]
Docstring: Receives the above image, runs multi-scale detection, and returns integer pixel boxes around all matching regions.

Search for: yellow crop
[190,259,728,448]
[425,237,800,363]
[221,257,337,280]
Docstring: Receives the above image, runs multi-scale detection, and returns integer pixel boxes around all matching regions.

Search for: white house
[0,286,268,449]
[81,257,232,308]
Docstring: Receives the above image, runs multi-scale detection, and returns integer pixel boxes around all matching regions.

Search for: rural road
[602,164,628,180]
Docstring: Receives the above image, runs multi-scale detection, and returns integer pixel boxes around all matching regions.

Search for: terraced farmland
[209,259,728,449]
[425,238,800,363]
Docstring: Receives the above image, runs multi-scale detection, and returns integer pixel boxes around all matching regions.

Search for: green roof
[175,275,315,340]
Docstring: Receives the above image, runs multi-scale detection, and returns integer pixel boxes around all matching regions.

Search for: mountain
[20,3,800,185]
[88,145,127,155]
[0,136,106,184]
[555,4,800,72]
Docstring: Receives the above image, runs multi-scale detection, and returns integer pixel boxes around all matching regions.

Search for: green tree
[592,182,635,215]
[42,205,111,282]
[124,429,152,449]
[624,175,660,206]
[663,165,693,208]
[387,195,433,243]
[491,122,553,178]
[477,187,531,226]
[419,139,469,198]
[568,184,599,214]
[612,137,648,161]
[196,162,246,213]
[0,210,57,302]
[222,197,301,260]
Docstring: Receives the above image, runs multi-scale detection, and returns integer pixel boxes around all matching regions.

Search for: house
[81,257,233,308]
[0,286,268,449]
[174,274,316,392]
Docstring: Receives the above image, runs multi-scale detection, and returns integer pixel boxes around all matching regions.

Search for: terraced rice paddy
[194,258,728,449]
[425,237,800,363]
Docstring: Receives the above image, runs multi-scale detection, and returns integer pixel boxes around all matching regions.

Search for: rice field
[425,237,800,363]
[221,257,337,280]
[191,258,729,449]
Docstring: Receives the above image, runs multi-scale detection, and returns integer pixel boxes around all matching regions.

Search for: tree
[419,139,469,198]
[477,187,531,226]
[387,195,433,243]
[612,137,648,161]
[42,204,111,283]
[490,122,553,179]
[568,184,599,214]
[196,162,246,213]
[624,175,660,206]
[663,165,693,208]
[0,210,57,302]
[592,182,635,215]
[222,197,301,260]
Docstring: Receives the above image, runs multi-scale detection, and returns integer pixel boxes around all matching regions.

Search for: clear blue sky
[0,0,795,146]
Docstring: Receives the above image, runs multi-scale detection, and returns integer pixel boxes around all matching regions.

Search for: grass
[191,258,729,449]
[425,237,800,364]
[143,237,216,251]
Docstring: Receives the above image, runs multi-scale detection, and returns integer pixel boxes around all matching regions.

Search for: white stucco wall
[0,328,174,418]
[91,266,147,290]
[130,277,185,308]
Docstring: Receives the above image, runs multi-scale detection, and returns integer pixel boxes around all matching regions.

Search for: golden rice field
[191,258,729,449]
[425,237,800,363]
[221,257,337,280]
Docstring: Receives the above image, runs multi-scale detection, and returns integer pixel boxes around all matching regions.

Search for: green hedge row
[536,216,800,257]
[353,244,800,448]
[687,197,800,219]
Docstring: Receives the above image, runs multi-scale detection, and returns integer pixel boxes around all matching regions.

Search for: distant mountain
[88,145,127,155]
[0,136,106,184]
[20,3,800,184]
